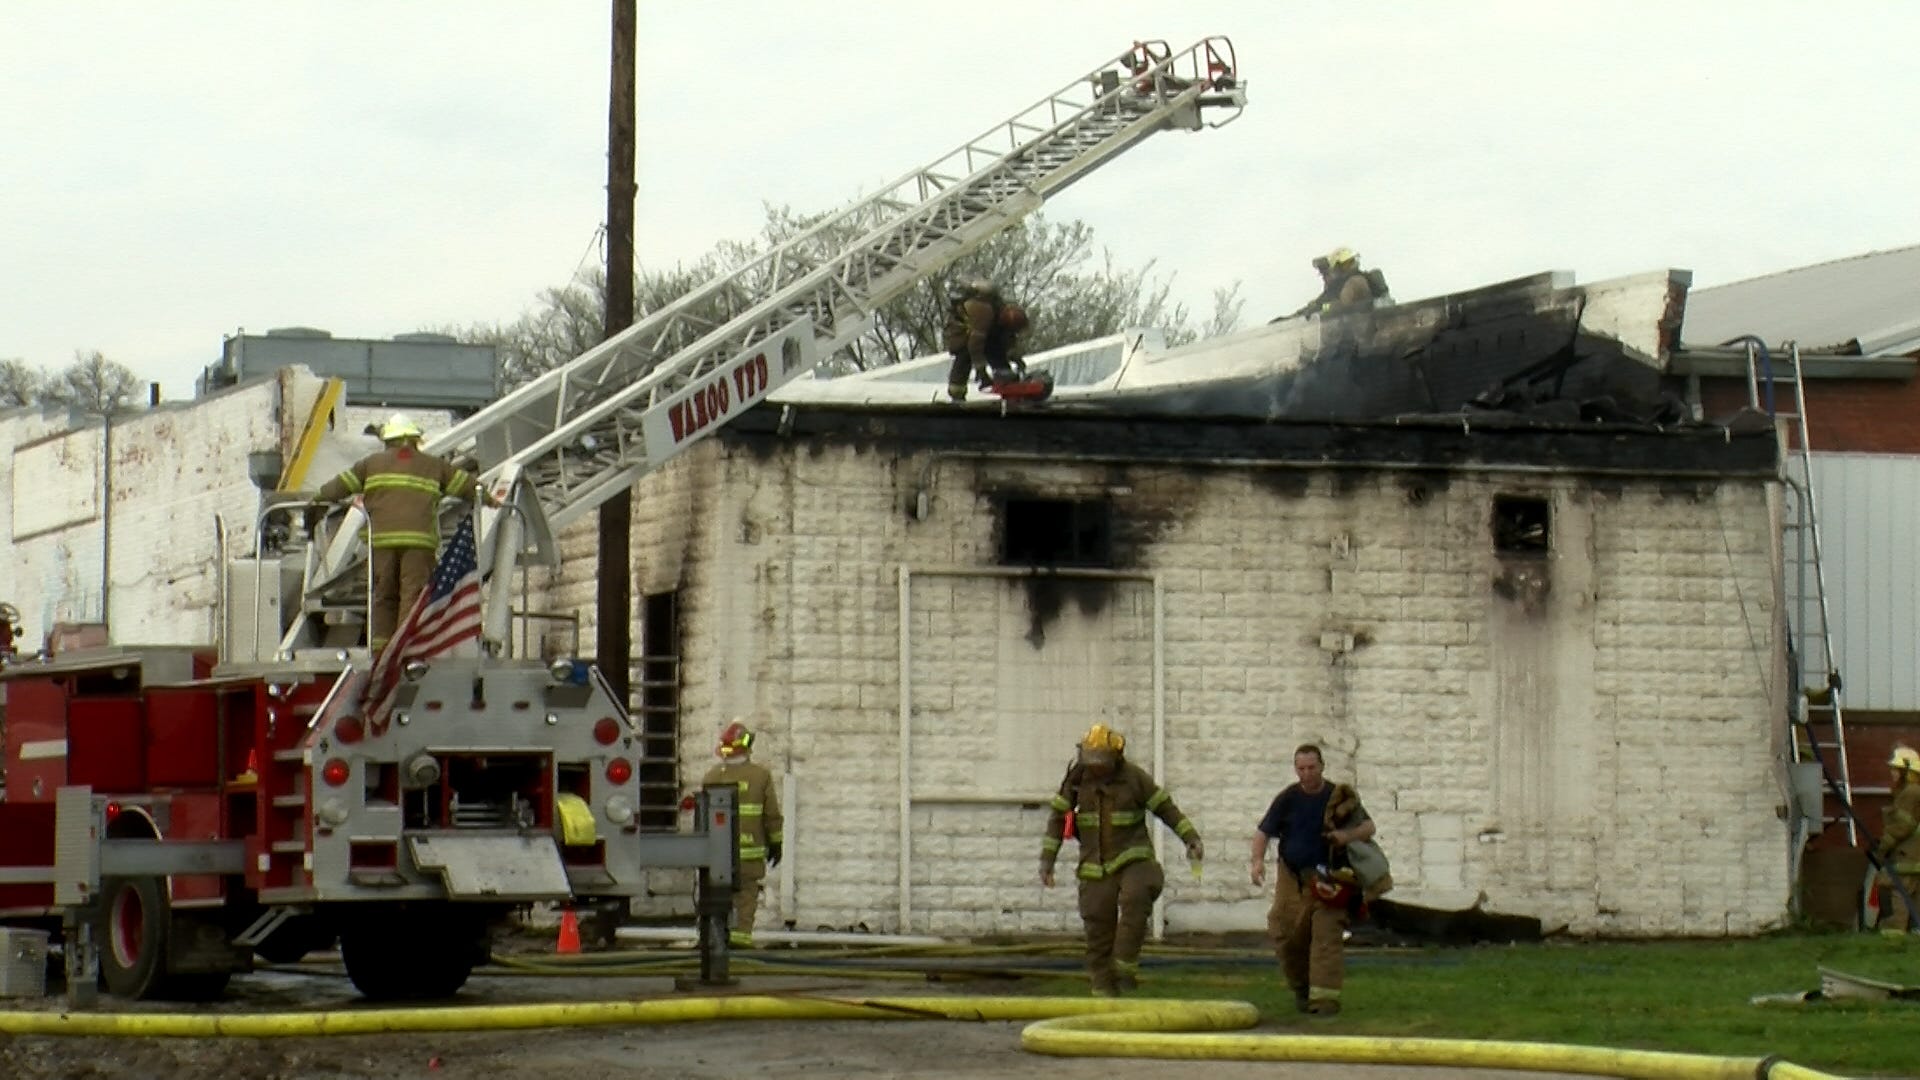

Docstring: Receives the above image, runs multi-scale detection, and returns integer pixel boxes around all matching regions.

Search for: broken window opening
[1492,495,1551,555]
[1001,498,1113,568]
[635,590,681,832]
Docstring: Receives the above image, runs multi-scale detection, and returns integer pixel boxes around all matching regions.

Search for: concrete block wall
[0,372,330,647]
[614,437,1790,937]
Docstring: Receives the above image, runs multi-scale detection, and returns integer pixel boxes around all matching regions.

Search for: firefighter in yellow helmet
[309,413,494,651]
[1041,724,1202,995]
[701,719,784,946]
[1285,247,1391,321]
[1874,745,1920,933]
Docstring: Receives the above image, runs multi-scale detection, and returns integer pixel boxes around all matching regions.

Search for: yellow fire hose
[0,994,1845,1078]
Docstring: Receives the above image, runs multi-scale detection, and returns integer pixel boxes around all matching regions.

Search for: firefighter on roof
[309,413,490,651]
[1041,724,1202,996]
[702,719,784,947]
[943,277,1030,401]
[1286,247,1392,320]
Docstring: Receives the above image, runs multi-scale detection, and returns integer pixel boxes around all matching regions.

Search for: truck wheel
[100,877,169,999]
[340,908,478,1000]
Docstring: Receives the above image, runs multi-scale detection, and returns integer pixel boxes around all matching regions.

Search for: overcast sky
[4,2,1917,400]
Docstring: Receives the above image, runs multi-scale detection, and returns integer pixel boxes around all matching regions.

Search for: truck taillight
[335,715,365,744]
[592,717,621,745]
[322,758,351,787]
[605,758,633,786]
[105,801,122,823]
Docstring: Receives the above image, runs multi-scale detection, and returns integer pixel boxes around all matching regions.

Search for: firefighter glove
[302,505,324,536]
[767,841,782,868]
[1040,853,1056,887]
[1185,836,1204,862]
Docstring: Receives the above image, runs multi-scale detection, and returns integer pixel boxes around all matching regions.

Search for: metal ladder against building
[427,38,1245,538]
[1742,338,1857,844]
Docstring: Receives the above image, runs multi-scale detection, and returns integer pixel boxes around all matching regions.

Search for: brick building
[599,406,1789,937]
[1675,244,1920,856]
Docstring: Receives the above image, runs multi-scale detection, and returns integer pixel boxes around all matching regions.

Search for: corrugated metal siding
[1804,453,1920,710]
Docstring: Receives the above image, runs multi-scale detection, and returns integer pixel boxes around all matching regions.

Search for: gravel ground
[0,963,1605,1080]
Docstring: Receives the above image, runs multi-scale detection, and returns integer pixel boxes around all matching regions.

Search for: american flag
[364,517,483,727]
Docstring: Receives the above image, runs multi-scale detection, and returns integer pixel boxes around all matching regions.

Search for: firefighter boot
[1114,959,1140,994]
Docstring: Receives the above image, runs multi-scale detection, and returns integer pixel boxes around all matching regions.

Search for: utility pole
[597,0,637,707]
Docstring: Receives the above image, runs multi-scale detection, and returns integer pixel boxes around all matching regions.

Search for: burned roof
[727,402,1776,479]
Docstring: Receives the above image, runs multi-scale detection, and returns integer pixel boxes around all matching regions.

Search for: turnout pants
[1883,872,1920,932]
[732,858,767,936]
[1268,866,1351,1004]
[370,546,436,649]
[1078,860,1164,992]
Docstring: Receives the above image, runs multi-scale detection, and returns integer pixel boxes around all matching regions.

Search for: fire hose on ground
[0,990,1848,1078]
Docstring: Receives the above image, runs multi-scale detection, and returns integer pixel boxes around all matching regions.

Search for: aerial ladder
[289,38,1247,654]
[0,39,1247,1007]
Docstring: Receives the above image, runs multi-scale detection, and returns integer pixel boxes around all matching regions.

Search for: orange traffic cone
[232,747,259,788]
[556,908,581,955]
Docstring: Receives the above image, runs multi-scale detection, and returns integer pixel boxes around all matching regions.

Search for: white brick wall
[619,440,1791,937]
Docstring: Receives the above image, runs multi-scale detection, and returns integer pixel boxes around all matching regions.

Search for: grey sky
[4,2,1917,400]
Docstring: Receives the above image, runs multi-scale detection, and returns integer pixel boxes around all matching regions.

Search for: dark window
[1492,495,1550,554]
[1001,498,1113,567]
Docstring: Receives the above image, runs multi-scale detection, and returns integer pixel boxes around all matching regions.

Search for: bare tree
[42,350,143,415]
[0,359,41,407]
[467,206,1241,385]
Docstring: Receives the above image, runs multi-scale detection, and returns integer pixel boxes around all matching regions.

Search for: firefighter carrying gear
[701,719,784,944]
[943,278,1028,401]
[1042,726,1201,995]
[1875,746,1920,931]
[1260,778,1374,1011]
[311,416,478,650]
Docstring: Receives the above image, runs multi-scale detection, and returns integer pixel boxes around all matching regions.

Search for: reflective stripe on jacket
[1041,760,1195,881]
[316,447,473,550]
[1881,782,1920,874]
[701,759,784,864]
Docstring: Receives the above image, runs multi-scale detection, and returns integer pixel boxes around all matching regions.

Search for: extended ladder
[431,38,1244,538]
[1743,338,1857,844]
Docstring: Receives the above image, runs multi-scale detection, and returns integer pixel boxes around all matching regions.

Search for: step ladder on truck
[0,37,1247,1005]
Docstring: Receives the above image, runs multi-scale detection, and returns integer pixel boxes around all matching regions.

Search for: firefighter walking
[702,720,784,946]
[1041,724,1202,995]
[1251,743,1375,1015]
[309,413,487,652]
[1875,745,1920,933]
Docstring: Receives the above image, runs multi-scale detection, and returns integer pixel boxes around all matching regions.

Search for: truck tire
[340,906,479,1000]
[100,876,169,999]
[98,877,236,1001]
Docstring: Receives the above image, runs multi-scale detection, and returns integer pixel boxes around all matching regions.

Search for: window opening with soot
[1000,498,1113,568]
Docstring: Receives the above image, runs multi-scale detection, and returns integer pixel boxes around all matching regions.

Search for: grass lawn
[1024,932,1920,1077]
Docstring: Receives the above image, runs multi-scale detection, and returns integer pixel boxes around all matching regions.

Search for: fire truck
[0,38,1245,1003]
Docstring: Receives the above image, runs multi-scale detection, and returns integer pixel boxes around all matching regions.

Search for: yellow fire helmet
[1080,724,1126,754]
[379,413,423,442]
[1891,745,1920,775]
[1326,246,1359,268]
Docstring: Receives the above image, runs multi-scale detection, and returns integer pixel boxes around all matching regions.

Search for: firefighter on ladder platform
[1040,724,1203,996]
[702,720,784,946]
[307,413,495,652]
